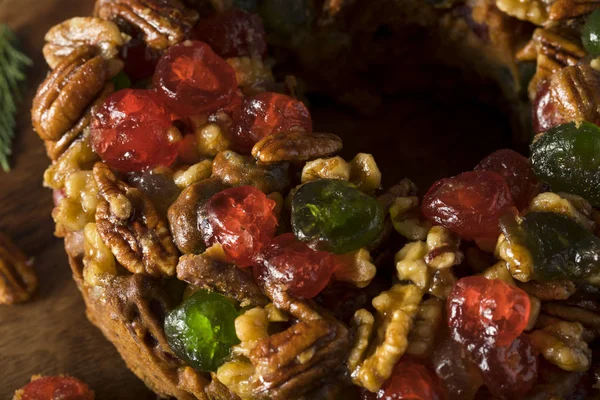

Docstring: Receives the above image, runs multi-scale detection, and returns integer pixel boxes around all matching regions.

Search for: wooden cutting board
[0,1,511,398]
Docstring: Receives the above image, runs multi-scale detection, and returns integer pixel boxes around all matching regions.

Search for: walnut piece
[301,156,350,183]
[495,0,548,25]
[43,17,124,69]
[333,248,377,288]
[389,196,431,241]
[212,150,291,193]
[93,162,178,278]
[529,192,595,232]
[530,321,592,371]
[95,0,198,50]
[173,160,213,189]
[52,170,99,234]
[349,153,381,193]
[406,297,443,357]
[82,222,117,287]
[32,46,119,142]
[252,130,343,165]
[43,134,99,190]
[0,233,37,305]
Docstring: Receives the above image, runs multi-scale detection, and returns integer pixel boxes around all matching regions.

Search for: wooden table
[0,1,511,398]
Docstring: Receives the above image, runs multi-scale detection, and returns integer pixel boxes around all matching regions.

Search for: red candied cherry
[120,37,161,81]
[192,9,268,58]
[475,149,538,210]
[377,359,447,400]
[153,40,237,116]
[254,233,339,299]
[18,376,94,400]
[202,186,277,267]
[229,92,312,151]
[447,276,531,348]
[422,171,517,250]
[90,89,179,172]
[532,81,563,134]
[473,335,538,398]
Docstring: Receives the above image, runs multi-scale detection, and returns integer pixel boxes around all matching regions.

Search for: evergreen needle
[0,24,32,172]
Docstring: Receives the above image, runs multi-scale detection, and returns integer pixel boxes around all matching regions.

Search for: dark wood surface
[0,1,511,398]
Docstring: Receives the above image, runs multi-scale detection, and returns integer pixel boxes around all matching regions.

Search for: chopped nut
[195,122,230,157]
[94,0,198,50]
[32,46,117,142]
[427,268,457,301]
[43,135,99,190]
[176,252,268,307]
[351,284,422,392]
[529,192,595,232]
[395,241,430,290]
[334,248,377,288]
[0,233,37,305]
[301,156,350,183]
[216,360,256,399]
[377,179,418,210]
[52,171,99,233]
[167,178,227,255]
[233,307,270,356]
[43,17,124,68]
[482,261,516,285]
[349,153,381,193]
[425,226,463,269]
[173,160,213,189]
[389,196,431,241]
[252,130,343,165]
[82,222,117,287]
[406,297,443,357]
[496,233,534,282]
[212,150,291,194]
[94,162,178,278]
[495,0,548,25]
[347,309,375,372]
[518,279,576,301]
[265,303,289,322]
[530,321,592,371]
[227,56,274,94]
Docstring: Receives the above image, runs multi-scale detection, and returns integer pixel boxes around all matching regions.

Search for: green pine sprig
[0,24,32,172]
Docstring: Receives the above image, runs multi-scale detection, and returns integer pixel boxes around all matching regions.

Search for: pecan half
[252,130,343,165]
[212,150,291,193]
[0,233,37,305]
[177,252,268,307]
[95,0,198,50]
[549,0,600,21]
[32,46,117,141]
[518,280,577,301]
[94,162,178,278]
[43,17,124,69]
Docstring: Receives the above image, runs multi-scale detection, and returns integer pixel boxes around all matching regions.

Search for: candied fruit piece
[201,186,278,267]
[531,121,600,206]
[154,41,237,116]
[378,360,447,400]
[254,233,339,298]
[229,92,312,151]
[164,289,239,372]
[120,37,160,81]
[432,336,483,400]
[422,171,516,248]
[500,211,600,281]
[532,81,565,134]
[582,10,600,57]
[447,276,530,348]
[473,335,538,398]
[475,149,537,210]
[19,376,94,400]
[128,171,181,217]
[90,89,179,172]
[291,179,385,254]
[192,9,267,58]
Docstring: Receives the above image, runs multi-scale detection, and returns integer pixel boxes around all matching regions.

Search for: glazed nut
[233,307,270,356]
[32,46,115,142]
[496,233,534,282]
[301,156,350,183]
[52,171,99,233]
[352,284,422,392]
[173,160,213,189]
[82,222,117,287]
[43,17,124,69]
[427,268,457,301]
[334,248,377,288]
[347,309,375,372]
[530,321,592,371]
[377,179,418,210]
[529,192,595,232]
[406,297,443,357]
[425,226,463,269]
[482,261,516,285]
[549,0,600,21]
[389,196,431,241]
[349,153,381,193]
[94,0,198,50]
[517,279,576,301]
[93,163,179,278]
[495,0,548,25]
[216,360,256,399]
[0,233,37,305]
[227,56,274,93]
[43,134,99,190]
[395,241,430,290]
[251,130,343,165]
[195,123,230,157]
[212,150,291,194]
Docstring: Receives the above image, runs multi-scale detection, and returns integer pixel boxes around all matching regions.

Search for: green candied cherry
[531,121,600,206]
[583,9,600,57]
[291,179,385,254]
[164,289,239,372]
[500,212,600,281]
